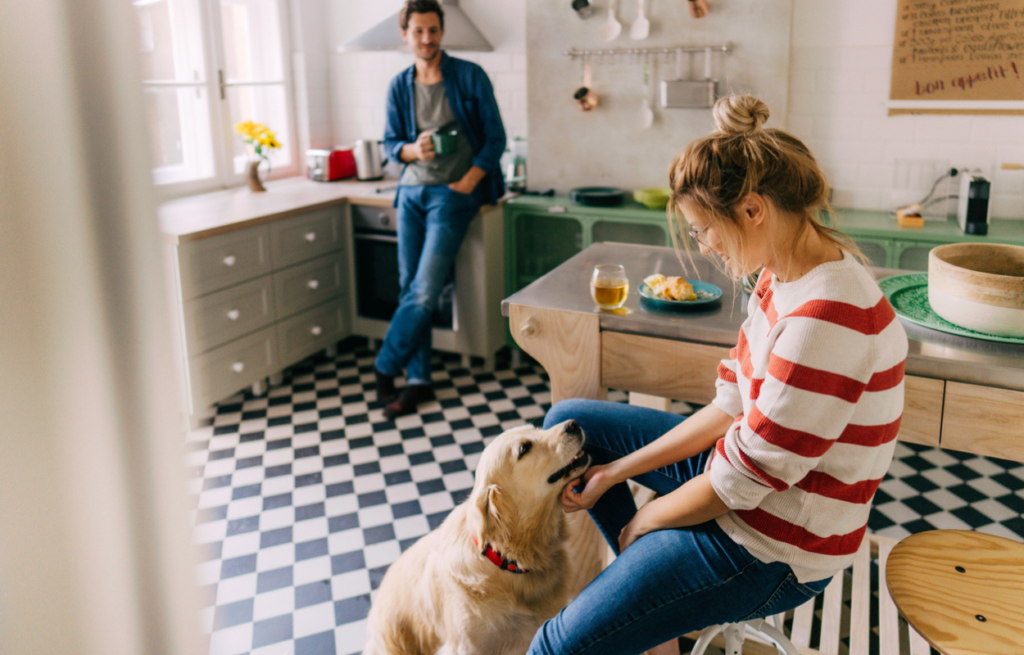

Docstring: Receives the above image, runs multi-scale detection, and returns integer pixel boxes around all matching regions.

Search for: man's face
[401,11,443,62]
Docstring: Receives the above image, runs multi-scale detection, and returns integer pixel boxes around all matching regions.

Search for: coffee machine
[957,172,991,236]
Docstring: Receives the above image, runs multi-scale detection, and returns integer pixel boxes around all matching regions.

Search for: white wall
[786,0,1024,219]
[326,0,528,150]
[526,0,794,193]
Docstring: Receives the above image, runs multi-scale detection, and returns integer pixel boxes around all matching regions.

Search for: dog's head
[466,420,590,566]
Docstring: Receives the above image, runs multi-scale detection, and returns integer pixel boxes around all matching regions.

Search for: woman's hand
[561,463,616,513]
[618,501,659,552]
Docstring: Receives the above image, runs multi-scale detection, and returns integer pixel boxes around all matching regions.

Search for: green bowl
[634,187,671,209]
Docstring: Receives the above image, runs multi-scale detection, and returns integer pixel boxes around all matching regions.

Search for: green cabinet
[849,237,892,269]
[504,199,1024,299]
[505,196,672,297]
[831,209,1024,271]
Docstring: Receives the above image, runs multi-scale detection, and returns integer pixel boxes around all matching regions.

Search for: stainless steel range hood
[338,0,492,52]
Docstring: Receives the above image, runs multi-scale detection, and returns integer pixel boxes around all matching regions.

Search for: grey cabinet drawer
[269,208,340,269]
[189,328,277,409]
[273,253,343,319]
[277,301,347,366]
[182,276,274,355]
[178,226,271,299]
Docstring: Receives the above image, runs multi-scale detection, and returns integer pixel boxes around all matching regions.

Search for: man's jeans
[527,399,831,655]
[375,184,480,385]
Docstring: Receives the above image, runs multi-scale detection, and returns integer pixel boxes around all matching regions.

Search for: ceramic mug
[431,128,459,155]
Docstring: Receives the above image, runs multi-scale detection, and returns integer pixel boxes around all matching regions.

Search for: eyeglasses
[688,223,712,248]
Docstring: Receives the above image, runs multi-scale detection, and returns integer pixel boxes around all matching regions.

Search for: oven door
[352,230,454,329]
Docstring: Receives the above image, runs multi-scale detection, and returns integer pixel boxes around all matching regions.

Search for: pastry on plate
[644,274,697,301]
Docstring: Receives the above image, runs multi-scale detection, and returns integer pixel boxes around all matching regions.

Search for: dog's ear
[471,483,514,548]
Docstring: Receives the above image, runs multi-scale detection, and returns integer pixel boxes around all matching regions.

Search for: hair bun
[713,95,769,136]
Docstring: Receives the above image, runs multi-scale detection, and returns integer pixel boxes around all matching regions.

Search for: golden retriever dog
[363,419,596,655]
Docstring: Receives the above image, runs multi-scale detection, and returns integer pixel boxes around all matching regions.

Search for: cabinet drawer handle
[310,325,322,336]
[305,231,317,242]
[520,317,540,338]
[231,361,245,373]
[223,255,236,267]
[226,309,240,321]
[307,279,319,290]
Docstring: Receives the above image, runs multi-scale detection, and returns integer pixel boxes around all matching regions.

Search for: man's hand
[402,132,436,162]
[448,165,486,195]
[688,0,710,18]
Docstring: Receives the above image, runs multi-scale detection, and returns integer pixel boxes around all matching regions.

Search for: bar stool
[885,529,1024,655]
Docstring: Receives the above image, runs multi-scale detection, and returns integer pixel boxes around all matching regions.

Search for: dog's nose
[564,419,581,436]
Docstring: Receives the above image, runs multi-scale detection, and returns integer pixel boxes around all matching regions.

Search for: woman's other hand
[618,502,657,551]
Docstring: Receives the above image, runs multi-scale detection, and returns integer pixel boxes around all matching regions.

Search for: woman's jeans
[528,399,831,655]
[374,184,480,385]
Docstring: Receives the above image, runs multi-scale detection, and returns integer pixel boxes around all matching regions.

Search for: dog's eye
[517,441,532,460]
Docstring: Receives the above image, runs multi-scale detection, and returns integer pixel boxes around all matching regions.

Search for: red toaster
[306,148,357,182]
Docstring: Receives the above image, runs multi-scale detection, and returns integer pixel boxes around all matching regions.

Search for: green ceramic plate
[878,273,1024,345]
[639,280,723,309]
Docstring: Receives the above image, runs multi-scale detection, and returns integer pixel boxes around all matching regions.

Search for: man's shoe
[375,369,397,402]
[383,385,434,421]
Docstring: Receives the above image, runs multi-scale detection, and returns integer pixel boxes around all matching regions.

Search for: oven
[350,204,455,330]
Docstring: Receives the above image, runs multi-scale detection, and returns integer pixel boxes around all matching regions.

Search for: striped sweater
[708,250,908,583]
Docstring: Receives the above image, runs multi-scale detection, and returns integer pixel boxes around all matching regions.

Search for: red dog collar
[470,535,529,574]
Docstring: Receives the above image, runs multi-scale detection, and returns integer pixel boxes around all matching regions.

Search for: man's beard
[415,45,440,61]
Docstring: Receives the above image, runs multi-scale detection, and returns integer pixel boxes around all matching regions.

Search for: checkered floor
[184,337,1024,655]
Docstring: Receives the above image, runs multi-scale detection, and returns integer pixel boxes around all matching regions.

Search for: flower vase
[246,160,266,192]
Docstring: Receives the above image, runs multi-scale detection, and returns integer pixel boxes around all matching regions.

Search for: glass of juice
[590,264,629,310]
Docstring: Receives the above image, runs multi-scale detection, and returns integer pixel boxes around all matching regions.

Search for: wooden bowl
[928,243,1024,338]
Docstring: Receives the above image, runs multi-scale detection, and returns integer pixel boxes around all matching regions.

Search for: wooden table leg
[508,304,605,404]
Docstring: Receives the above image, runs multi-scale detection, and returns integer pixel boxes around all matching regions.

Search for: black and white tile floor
[184,337,1024,655]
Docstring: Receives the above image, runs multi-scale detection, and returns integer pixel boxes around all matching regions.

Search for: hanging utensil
[629,0,650,40]
[574,60,599,111]
[660,47,717,108]
[598,0,622,41]
[638,57,654,129]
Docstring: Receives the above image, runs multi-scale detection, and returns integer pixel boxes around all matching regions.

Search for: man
[375,0,506,420]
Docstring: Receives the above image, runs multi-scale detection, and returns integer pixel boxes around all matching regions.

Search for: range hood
[339,0,492,52]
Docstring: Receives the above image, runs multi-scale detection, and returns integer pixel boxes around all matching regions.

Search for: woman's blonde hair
[667,94,868,277]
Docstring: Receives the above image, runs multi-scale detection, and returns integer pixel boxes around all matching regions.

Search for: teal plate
[639,280,723,310]
[878,273,1024,345]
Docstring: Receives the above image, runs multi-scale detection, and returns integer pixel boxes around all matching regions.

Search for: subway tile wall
[785,44,1024,220]
[330,51,529,153]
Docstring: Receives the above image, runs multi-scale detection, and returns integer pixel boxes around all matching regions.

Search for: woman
[526,95,908,655]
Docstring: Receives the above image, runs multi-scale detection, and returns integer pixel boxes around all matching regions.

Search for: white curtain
[0,1,203,653]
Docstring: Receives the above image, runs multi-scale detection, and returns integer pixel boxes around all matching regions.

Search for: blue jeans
[528,399,831,655]
[375,184,480,385]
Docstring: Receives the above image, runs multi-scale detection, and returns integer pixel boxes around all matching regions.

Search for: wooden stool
[885,529,1024,655]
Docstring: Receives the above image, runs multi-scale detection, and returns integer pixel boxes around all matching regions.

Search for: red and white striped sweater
[708,250,908,583]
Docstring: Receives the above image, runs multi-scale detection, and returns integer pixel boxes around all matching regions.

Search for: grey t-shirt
[399,79,474,186]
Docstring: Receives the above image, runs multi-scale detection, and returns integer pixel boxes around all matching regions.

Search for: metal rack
[562,43,732,60]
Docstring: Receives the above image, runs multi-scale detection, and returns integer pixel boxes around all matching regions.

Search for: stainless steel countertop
[501,242,1024,391]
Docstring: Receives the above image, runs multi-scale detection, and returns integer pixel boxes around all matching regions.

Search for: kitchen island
[501,242,1024,463]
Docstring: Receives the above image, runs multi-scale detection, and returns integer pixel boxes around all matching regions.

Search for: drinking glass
[590,264,629,309]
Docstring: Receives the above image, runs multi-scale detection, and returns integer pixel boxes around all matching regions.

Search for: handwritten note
[890,0,1024,104]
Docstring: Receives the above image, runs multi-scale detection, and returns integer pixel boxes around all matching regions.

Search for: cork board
[890,0,1024,114]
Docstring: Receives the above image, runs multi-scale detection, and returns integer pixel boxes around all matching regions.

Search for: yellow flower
[234,120,257,138]
[236,119,281,151]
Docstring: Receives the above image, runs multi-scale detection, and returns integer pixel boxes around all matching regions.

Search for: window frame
[138,0,299,200]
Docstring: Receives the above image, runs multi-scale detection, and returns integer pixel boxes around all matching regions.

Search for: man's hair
[399,0,445,30]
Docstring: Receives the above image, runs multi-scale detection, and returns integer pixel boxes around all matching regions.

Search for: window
[132,0,296,194]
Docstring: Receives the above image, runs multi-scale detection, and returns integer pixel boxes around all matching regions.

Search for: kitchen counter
[158,176,400,243]
[501,242,1024,391]
[502,242,1024,461]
